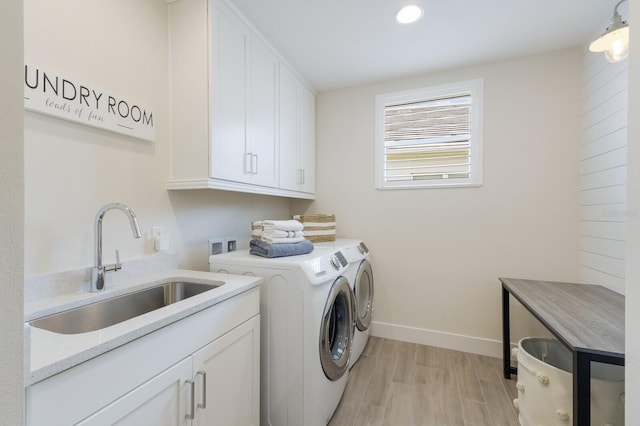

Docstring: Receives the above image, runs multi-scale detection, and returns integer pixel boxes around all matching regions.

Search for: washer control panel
[301,250,347,284]
[334,251,348,267]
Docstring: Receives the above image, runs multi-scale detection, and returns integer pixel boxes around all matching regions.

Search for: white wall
[625,0,640,417]
[580,10,629,295]
[299,49,582,355]
[23,0,290,277]
[0,1,24,423]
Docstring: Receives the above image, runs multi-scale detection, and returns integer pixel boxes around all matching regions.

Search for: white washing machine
[209,247,354,426]
[318,239,373,368]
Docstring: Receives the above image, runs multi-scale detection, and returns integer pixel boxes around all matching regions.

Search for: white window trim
[375,79,484,190]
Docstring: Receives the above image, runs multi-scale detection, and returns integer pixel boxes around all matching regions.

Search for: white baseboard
[369,320,511,359]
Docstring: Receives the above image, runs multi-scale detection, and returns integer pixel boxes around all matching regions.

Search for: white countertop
[25,269,261,386]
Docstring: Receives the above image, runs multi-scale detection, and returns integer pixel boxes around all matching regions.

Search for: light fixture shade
[589,0,629,63]
[590,26,629,62]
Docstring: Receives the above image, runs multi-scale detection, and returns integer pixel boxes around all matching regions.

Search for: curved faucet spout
[92,203,142,292]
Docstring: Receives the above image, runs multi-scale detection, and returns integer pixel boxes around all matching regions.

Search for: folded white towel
[262,236,306,244]
[263,220,304,232]
[263,229,304,238]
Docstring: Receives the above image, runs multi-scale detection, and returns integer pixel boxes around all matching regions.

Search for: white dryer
[318,239,373,368]
[209,247,354,426]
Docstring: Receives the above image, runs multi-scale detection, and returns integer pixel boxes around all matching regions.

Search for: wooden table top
[500,277,625,359]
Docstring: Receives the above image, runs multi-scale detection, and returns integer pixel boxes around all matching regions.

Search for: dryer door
[319,276,354,381]
[354,259,374,331]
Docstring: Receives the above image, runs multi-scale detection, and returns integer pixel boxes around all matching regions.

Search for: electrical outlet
[226,238,237,252]
[152,226,169,251]
[208,238,225,256]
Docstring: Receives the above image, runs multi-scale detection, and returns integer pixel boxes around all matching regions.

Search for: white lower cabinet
[192,316,260,425]
[26,287,260,426]
[77,358,193,426]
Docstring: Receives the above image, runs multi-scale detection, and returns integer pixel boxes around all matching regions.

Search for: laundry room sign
[24,65,155,142]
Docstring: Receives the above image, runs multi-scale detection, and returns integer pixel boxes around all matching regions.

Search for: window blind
[383,94,472,182]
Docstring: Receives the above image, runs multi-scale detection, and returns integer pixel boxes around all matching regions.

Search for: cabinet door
[278,64,299,191]
[210,0,250,183]
[192,315,260,426]
[77,358,193,426]
[278,64,315,193]
[297,84,316,193]
[247,36,278,188]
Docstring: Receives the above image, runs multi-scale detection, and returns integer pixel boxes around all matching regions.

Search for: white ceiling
[229,0,615,92]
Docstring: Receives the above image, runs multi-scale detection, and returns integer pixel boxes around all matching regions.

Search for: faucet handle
[114,249,122,271]
[105,249,122,273]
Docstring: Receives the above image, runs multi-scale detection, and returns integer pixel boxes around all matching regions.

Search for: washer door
[354,259,374,332]
[319,276,354,381]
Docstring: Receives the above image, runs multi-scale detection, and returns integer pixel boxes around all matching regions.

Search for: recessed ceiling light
[396,5,423,24]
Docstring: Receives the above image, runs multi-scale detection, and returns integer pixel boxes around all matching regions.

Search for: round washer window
[355,259,374,331]
[319,276,354,381]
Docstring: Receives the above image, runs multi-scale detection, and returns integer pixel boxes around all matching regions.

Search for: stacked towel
[293,214,336,243]
[250,239,314,258]
[252,220,305,244]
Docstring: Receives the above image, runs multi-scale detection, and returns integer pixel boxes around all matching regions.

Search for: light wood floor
[329,337,519,426]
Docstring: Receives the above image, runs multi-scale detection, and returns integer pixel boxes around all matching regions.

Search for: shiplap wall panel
[581,235,626,258]
[581,146,626,174]
[583,90,628,128]
[580,46,628,294]
[581,221,626,241]
[581,185,626,206]
[582,127,627,160]
[583,69,628,113]
[581,251,625,278]
[581,266,626,294]
[583,56,627,93]
[583,108,628,143]
[581,165,626,190]
[581,204,627,222]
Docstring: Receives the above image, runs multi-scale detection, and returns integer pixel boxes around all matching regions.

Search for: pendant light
[589,0,629,63]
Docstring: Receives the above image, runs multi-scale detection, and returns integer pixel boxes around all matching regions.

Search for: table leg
[573,351,591,426]
[502,285,511,379]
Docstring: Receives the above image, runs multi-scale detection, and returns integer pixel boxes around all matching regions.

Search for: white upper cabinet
[246,36,279,188]
[210,1,249,184]
[279,64,316,194]
[167,0,315,199]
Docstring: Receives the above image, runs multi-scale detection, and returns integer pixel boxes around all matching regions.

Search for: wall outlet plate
[225,236,238,252]
[209,238,225,256]
[152,226,169,251]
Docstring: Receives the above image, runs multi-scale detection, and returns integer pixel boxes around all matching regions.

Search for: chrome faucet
[91,203,142,292]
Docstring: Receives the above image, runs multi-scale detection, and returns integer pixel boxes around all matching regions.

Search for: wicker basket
[293,214,336,243]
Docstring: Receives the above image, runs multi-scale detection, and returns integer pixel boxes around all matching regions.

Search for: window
[375,79,483,189]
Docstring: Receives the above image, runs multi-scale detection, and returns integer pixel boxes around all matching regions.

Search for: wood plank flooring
[329,337,519,426]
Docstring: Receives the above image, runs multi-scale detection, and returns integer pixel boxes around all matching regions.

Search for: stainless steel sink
[30,281,223,334]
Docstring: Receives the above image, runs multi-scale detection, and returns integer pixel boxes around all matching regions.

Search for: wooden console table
[500,278,625,426]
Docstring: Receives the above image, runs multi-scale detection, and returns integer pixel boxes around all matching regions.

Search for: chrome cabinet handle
[297,169,305,184]
[186,379,195,420]
[245,153,253,174]
[197,370,207,409]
